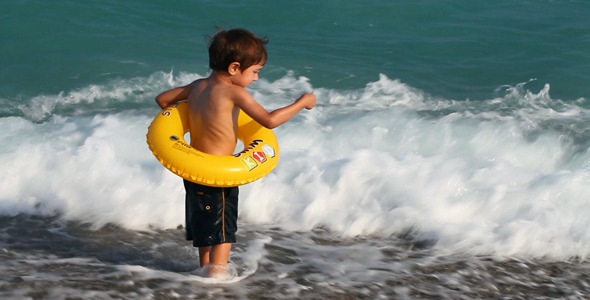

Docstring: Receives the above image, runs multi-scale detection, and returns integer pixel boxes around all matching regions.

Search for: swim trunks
[183,180,239,247]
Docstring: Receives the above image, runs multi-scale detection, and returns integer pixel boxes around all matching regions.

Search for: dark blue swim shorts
[183,180,239,247]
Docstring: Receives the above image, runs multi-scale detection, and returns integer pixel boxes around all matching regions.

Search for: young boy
[155,28,316,277]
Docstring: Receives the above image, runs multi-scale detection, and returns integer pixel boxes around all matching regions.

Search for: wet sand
[1,215,589,299]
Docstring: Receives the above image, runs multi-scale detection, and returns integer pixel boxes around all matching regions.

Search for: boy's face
[231,64,263,88]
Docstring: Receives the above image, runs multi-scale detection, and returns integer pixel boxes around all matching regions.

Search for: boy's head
[208,28,268,73]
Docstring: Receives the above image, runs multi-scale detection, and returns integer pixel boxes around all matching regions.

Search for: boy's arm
[155,80,198,109]
[235,91,316,129]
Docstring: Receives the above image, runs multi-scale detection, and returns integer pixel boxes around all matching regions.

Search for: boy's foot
[195,263,237,280]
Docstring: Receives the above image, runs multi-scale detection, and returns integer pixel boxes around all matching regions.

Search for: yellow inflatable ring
[147,101,280,187]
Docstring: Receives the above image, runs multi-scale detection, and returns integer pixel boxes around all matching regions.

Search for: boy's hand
[297,93,317,110]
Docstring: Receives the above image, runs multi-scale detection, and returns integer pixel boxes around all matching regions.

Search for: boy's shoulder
[188,78,207,89]
[206,77,250,98]
[187,77,250,104]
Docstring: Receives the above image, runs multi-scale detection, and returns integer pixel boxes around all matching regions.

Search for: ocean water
[2,0,590,299]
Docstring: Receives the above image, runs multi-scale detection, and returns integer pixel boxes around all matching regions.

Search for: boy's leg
[198,243,232,266]
[199,243,232,276]
[198,244,232,264]
[210,243,232,265]
[198,246,212,266]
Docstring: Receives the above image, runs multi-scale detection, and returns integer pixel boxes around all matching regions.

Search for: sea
[2,0,590,299]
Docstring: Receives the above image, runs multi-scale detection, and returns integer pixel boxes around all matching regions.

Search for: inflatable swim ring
[147,102,280,187]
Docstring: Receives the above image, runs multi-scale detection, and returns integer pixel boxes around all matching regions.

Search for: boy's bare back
[185,77,241,156]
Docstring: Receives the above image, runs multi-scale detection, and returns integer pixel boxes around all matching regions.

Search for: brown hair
[208,28,269,72]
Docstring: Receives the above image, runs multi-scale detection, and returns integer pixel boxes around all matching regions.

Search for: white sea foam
[1,72,590,260]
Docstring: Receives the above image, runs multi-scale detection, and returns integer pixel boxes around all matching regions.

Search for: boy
[155,28,316,277]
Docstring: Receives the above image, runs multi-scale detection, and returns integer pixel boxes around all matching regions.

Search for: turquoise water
[3,0,589,101]
[2,0,590,298]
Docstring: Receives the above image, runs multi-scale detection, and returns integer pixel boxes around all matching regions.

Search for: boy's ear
[227,62,241,75]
